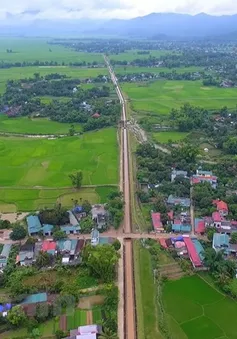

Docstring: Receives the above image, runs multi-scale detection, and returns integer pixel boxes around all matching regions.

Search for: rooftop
[42,241,56,253]
[27,215,42,234]
[151,213,163,230]
[21,293,47,305]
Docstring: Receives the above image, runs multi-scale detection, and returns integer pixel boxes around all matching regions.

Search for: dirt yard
[78,295,104,309]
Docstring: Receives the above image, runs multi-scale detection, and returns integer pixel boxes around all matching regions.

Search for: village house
[213,200,228,217]
[21,292,57,317]
[212,233,237,256]
[57,239,84,264]
[91,204,107,230]
[72,206,87,220]
[60,225,80,235]
[172,219,191,233]
[191,170,218,189]
[64,324,102,339]
[16,243,34,266]
[27,215,53,237]
[0,244,12,269]
[167,195,190,207]
[171,169,188,182]
[41,240,57,256]
[151,212,164,232]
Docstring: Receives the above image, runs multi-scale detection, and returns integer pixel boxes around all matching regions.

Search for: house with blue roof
[212,233,232,255]
[27,215,42,236]
[172,221,191,233]
[42,224,54,236]
[60,225,80,235]
[0,244,12,268]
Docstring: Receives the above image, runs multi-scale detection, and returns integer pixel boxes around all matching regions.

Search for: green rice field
[0,186,116,212]
[152,131,189,144]
[163,275,237,339]
[122,80,237,115]
[0,127,118,188]
[0,116,82,135]
[0,37,103,63]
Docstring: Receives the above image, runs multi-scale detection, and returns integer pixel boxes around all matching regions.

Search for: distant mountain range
[1,12,237,38]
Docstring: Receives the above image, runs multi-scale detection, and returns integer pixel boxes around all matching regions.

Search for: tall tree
[69,171,83,189]
[82,244,120,283]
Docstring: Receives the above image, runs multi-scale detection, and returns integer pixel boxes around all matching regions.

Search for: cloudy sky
[1,0,237,20]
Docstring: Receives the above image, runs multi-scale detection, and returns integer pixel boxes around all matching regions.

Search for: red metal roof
[196,221,205,234]
[212,211,222,222]
[151,213,163,230]
[42,241,56,252]
[183,237,202,267]
[213,200,228,211]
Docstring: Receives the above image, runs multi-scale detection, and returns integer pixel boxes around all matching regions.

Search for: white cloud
[1,0,237,20]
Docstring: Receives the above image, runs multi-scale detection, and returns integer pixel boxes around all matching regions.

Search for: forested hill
[2,13,237,38]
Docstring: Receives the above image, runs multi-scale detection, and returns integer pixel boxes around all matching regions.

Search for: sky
[1,0,237,20]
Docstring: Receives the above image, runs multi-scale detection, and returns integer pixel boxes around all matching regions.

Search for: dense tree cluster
[1,76,121,132]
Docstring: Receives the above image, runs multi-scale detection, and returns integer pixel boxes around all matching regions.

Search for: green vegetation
[134,241,163,339]
[115,66,203,75]
[0,38,103,63]
[0,66,107,94]
[152,131,189,144]
[0,116,82,135]
[110,50,174,61]
[0,128,118,188]
[163,275,237,339]
[122,80,237,115]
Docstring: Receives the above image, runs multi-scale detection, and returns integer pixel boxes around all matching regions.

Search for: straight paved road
[105,56,136,339]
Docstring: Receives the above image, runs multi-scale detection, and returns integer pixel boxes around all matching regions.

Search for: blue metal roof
[172,224,191,232]
[27,215,42,234]
[42,224,54,233]
[60,225,80,232]
[21,293,47,305]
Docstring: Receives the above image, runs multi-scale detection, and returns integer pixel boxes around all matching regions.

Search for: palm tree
[203,248,224,272]
[99,328,118,339]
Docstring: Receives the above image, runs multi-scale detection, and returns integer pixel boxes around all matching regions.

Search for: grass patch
[134,240,163,339]
[122,80,237,115]
[110,50,176,62]
[0,116,82,135]
[163,275,237,339]
[0,128,118,188]
[152,131,189,144]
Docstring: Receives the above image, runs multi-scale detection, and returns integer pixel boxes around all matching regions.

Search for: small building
[60,225,80,235]
[72,206,87,220]
[151,212,164,232]
[171,170,188,182]
[172,222,191,233]
[0,244,12,268]
[27,215,42,236]
[167,195,190,207]
[92,205,107,230]
[91,229,99,246]
[212,233,230,254]
[191,170,217,189]
[42,240,56,255]
[195,218,205,235]
[57,239,80,264]
[16,244,34,266]
[66,324,102,339]
[213,200,228,217]
[42,224,54,236]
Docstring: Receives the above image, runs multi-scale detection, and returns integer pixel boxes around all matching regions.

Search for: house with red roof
[151,213,164,232]
[213,200,228,217]
[41,241,56,256]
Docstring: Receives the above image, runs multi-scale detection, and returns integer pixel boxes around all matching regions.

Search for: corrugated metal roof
[27,215,42,234]
[21,293,47,305]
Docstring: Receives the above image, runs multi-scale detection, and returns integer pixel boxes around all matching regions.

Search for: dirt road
[105,56,136,339]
